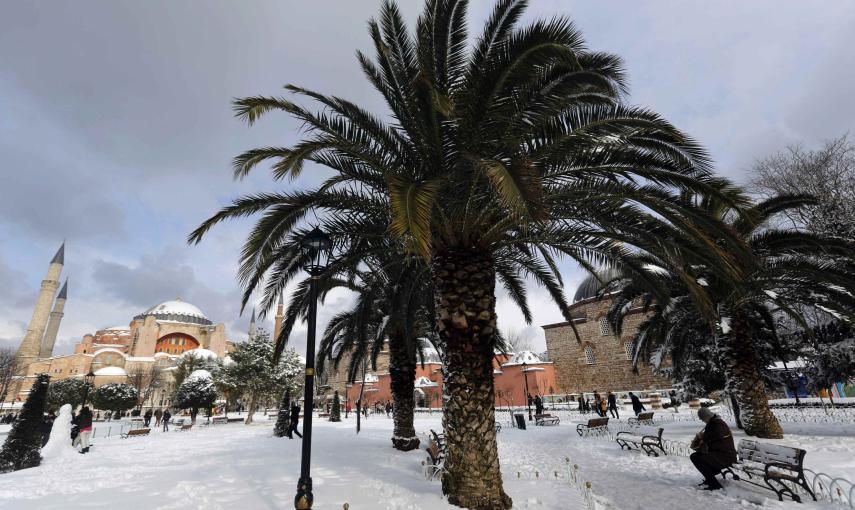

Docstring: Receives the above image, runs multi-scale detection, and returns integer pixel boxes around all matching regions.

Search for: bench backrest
[637,412,654,420]
[737,439,804,468]
[129,428,150,435]
[587,417,609,427]
[534,413,553,419]
[633,426,663,438]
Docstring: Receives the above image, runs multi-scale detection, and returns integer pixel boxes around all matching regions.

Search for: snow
[187,369,213,381]
[40,405,77,462]
[503,351,546,366]
[140,299,209,320]
[719,317,732,334]
[93,366,127,376]
[0,409,852,509]
[182,348,218,360]
[697,278,709,287]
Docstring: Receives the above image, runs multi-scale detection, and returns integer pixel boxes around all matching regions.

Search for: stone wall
[544,296,672,395]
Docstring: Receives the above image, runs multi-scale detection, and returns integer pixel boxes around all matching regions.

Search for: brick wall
[544,296,672,394]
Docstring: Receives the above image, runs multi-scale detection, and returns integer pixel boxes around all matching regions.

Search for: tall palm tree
[608,193,855,438]
[190,1,728,506]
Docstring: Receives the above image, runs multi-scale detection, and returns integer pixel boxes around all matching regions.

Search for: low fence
[511,458,600,510]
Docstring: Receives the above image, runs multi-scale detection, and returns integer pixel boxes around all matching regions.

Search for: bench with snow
[211,416,228,424]
[720,439,815,503]
[422,429,447,481]
[178,423,193,431]
[121,428,150,439]
[318,413,330,418]
[535,413,560,426]
[628,411,655,426]
[615,425,665,457]
[227,417,244,423]
[576,417,609,437]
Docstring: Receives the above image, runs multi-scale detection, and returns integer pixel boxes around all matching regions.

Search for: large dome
[573,268,623,302]
[134,298,212,326]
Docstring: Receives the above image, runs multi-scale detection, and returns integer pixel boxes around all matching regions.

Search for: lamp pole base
[295,476,313,509]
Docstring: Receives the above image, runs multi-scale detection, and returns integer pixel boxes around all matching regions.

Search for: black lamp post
[522,361,532,421]
[83,370,96,408]
[295,226,332,510]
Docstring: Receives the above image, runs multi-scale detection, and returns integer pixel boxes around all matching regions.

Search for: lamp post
[295,226,332,510]
[83,370,96,408]
[522,361,532,421]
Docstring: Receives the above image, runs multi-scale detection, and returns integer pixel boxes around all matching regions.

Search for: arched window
[624,340,634,361]
[584,345,596,365]
[599,317,611,336]
[155,333,199,354]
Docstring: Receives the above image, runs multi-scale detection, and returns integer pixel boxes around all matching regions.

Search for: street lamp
[522,361,532,421]
[83,370,96,408]
[295,226,332,510]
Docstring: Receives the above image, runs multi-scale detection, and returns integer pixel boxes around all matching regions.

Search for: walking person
[162,409,172,432]
[592,392,603,417]
[669,390,681,413]
[143,409,153,427]
[74,407,93,454]
[690,408,737,491]
[289,402,303,438]
[629,392,646,416]
[607,391,620,419]
[154,408,162,428]
[534,395,544,416]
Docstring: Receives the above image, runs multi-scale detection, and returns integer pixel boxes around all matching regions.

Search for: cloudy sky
[2,0,853,356]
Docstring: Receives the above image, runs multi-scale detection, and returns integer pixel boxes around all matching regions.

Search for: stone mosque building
[5,244,272,407]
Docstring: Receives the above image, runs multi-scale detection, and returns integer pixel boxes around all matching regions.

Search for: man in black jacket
[629,392,646,416]
[690,407,737,490]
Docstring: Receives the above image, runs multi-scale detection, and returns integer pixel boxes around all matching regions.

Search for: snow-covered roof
[134,298,212,326]
[414,376,438,388]
[502,350,545,366]
[94,366,127,376]
[182,348,218,360]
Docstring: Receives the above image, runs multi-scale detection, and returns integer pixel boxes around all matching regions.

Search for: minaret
[40,279,68,359]
[16,243,64,371]
[273,293,284,344]
[248,307,257,338]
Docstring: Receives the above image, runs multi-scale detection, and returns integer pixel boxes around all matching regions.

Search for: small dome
[93,366,127,376]
[502,351,543,366]
[573,268,622,302]
[135,298,212,326]
[182,348,218,360]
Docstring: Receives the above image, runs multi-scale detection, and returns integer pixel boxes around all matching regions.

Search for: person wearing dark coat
[39,412,56,447]
[690,407,737,490]
[289,402,302,438]
[607,392,619,419]
[534,395,543,416]
[162,409,172,431]
[143,409,153,427]
[74,407,93,454]
[629,392,646,416]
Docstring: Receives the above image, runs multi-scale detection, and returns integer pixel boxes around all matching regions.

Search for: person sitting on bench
[690,407,737,491]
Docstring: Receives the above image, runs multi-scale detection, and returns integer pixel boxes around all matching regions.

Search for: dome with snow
[188,369,213,380]
[134,298,212,326]
[181,348,218,360]
[93,366,128,376]
[502,350,543,366]
[573,268,623,302]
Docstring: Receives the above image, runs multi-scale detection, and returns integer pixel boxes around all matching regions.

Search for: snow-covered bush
[46,378,92,412]
[90,383,138,414]
[174,370,217,423]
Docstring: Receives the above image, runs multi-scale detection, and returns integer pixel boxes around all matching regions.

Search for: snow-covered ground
[0,410,851,509]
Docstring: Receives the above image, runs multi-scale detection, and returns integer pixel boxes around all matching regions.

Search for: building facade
[544,272,673,398]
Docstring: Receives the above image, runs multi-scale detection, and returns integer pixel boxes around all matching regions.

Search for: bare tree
[127,365,164,410]
[749,134,855,239]
[502,329,533,353]
[0,348,17,411]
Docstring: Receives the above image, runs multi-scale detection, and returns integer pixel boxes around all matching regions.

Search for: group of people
[576,391,628,418]
[39,408,93,453]
[141,408,173,430]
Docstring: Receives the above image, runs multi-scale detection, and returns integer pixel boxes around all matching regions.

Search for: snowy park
[0,406,853,510]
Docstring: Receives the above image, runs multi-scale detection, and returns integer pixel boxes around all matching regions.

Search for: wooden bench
[535,413,560,426]
[178,423,193,431]
[318,413,330,418]
[121,427,151,439]
[423,429,447,481]
[227,417,244,423]
[721,439,815,502]
[576,417,609,437]
[615,425,665,457]
[628,411,655,426]
[211,416,228,424]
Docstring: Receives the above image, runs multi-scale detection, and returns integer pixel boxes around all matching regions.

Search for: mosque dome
[502,350,543,366]
[93,366,127,377]
[573,268,623,302]
[134,298,213,326]
[182,348,218,360]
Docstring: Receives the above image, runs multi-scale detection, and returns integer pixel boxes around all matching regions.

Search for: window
[599,317,611,336]
[624,341,634,361]
[584,345,595,365]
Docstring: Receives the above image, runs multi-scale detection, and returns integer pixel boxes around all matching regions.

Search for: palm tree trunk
[433,249,511,510]
[388,332,419,451]
[717,311,783,438]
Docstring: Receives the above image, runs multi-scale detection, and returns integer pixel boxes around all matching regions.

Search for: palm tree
[609,193,855,438]
[190,1,726,506]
